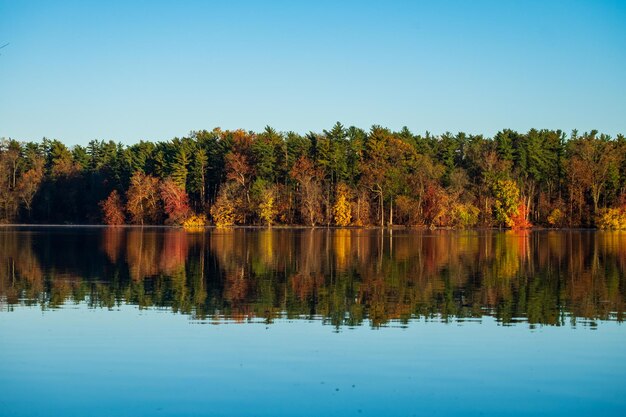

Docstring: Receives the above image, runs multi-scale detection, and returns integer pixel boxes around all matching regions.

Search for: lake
[0,227,625,416]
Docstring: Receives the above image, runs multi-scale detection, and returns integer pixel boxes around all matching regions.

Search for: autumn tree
[494,129,562,223]
[509,203,532,229]
[595,208,626,229]
[126,171,161,225]
[100,190,126,225]
[360,127,390,227]
[16,168,43,218]
[351,188,372,226]
[405,154,444,224]
[450,203,480,228]
[160,178,192,225]
[567,132,620,215]
[258,185,278,227]
[290,156,323,226]
[210,182,240,227]
[422,183,449,227]
[394,195,420,226]
[492,179,529,228]
[333,183,352,227]
[224,151,254,222]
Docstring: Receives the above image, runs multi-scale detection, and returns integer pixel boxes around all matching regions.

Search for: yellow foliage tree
[333,183,352,227]
[210,195,236,228]
[492,179,523,228]
[595,208,626,230]
[182,214,207,230]
[258,188,277,227]
[547,208,565,228]
[451,203,480,229]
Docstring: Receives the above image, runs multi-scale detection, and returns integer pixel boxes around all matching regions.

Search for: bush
[451,203,479,229]
[595,208,626,230]
[210,198,236,228]
[547,208,565,228]
[509,203,532,229]
[182,214,207,230]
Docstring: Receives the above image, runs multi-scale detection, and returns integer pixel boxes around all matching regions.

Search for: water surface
[1,227,625,416]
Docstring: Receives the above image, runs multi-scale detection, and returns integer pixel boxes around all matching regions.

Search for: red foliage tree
[100,190,126,225]
[422,183,448,226]
[509,203,532,229]
[160,178,191,225]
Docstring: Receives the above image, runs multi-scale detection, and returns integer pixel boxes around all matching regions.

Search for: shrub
[182,214,207,230]
[547,208,565,228]
[100,190,125,225]
[451,203,479,229]
[595,208,626,230]
[210,198,236,228]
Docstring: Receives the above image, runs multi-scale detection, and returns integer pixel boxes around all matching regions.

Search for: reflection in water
[1,227,625,327]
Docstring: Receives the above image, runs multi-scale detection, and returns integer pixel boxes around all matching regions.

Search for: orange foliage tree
[16,157,44,218]
[100,190,126,225]
[290,156,324,226]
[509,203,532,229]
[422,183,448,227]
[126,172,161,225]
[395,195,419,226]
[160,178,192,225]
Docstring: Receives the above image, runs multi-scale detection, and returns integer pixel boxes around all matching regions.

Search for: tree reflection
[1,228,625,327]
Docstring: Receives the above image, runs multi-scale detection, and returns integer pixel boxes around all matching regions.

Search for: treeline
[1,124,625,228]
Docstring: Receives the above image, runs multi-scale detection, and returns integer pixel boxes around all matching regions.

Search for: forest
[0,123,625,228]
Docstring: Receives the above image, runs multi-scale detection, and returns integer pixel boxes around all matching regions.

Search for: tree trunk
[592,185,601,214]
[380,191,384,228]
[200,171,205,207]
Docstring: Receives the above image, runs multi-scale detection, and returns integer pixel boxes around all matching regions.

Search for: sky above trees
[1,0,626,145]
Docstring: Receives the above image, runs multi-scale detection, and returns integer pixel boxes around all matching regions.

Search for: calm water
[1,227,625,416]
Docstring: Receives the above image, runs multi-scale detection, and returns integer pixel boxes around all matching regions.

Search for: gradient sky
[1,0,625,146]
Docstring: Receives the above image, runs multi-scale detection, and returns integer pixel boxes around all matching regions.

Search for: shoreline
[0,224,610,231]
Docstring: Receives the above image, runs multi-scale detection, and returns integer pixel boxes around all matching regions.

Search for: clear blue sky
[1,0,625,146]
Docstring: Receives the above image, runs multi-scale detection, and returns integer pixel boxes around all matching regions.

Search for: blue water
[1,305,624,417]
[1,227,625,416]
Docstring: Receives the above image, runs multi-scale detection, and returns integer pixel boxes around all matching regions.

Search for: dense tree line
[1,124,625,228]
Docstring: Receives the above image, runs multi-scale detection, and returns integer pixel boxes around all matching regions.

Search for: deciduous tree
[290,156,323,226]
[100,190,126,225]
[333,183,352,227]
[160,178,191,225]
[126,172,161,225]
